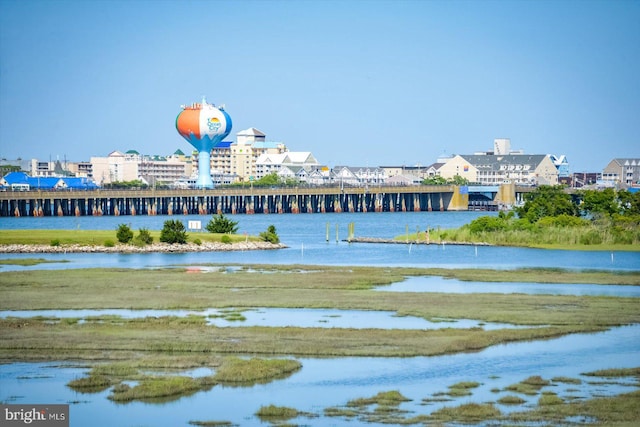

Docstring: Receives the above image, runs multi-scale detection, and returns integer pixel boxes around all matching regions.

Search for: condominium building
[602,158,640,187]
[438,153,558,186]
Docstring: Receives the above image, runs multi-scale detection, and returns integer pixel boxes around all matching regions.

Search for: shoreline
[346,237,491,246]
[0,241,287,254]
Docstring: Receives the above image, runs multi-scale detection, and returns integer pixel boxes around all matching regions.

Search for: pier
[0,184,523,217]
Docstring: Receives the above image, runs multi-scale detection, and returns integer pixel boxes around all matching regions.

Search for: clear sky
[1,0,638,172]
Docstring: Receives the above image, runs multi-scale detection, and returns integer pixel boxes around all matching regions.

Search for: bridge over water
[0,184,528,217]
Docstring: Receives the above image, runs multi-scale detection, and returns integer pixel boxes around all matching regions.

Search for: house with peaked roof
[602,158,640,187]
[330,166,387,187]
[255,152,319,181]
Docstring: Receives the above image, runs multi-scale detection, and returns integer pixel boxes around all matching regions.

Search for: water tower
[176,97,232,188]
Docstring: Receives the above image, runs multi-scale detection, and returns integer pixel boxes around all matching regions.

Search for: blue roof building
[1,172,99,191]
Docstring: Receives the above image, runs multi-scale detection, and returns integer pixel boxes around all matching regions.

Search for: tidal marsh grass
[255,405,299,421]
[0,258,66,266]
[108,375,212,402]
[430,403,501,423]
[583,367,640,378]
[212,357,301,384]
[552,376,582,384]
[538,392,564,406]
[497,395,526,405]
[505,376,550,395]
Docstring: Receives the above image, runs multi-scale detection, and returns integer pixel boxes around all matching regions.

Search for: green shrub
[192,238,202,246]
[50,239,60,247]
[467,216,508,234]
[136,228,153,244]
[104,240,115,247]
[160,220,188,244]
[205,214,238,234]
[116,224,134,244]
[220,235,232,244]
[259,225,280,244]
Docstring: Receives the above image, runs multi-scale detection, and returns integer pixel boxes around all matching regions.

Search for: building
[90,151,140,185]
[255,152,320,180]
[550,155,570,178]
[602,158,640,188]
[1,171,98,191]
[438,154,558,186]
[91,150,190,186]
[230,128,287,181]
[436,155,479,183]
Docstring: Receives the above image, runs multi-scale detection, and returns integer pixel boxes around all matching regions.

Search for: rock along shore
[0,241,287,254]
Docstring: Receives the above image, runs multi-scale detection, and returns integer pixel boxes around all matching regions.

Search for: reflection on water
[1,325,638,426]
[0,308,530,330]
[378,276,640,297]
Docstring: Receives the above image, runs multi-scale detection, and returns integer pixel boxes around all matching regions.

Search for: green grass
[0,229,261,246]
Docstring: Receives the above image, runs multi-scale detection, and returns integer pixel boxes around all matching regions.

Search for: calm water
[378,276,640,297]
[0,307,532,330]
[1,325,639,427]
[1,212,639,426]
[1,211,639,271]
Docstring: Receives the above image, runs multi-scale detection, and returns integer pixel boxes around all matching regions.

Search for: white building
[255,152,319,180]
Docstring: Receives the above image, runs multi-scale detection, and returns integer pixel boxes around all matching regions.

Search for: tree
[159,220,188,244]
[447,175,469,185]
[579,188,619,217]
[422,176,447,185]
[515,185,578,223]
[205,214,239,234]
[116,224,134,244]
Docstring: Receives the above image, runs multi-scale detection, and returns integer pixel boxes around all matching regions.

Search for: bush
[116,224,134,244]
[193,238,202,246]
[136,228,153,245]
[205,214,238,234]
[467,216,508,234]
[50,239,60,247]
[220,235,232,244]
[104,240,115,247]
[159,220,188,244]
[259,225,280,244]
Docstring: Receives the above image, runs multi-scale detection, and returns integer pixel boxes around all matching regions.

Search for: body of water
[1,211,639,426]
[1,325,638,426]
[378,275,640,297]
[1,211,639,271]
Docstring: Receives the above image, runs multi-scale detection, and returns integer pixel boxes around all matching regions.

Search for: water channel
[1,211,639,426]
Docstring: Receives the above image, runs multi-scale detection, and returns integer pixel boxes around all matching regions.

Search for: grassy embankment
[397,224,640,251]
[0,229,260,246]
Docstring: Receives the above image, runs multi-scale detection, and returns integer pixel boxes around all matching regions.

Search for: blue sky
[1,0,638,172]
